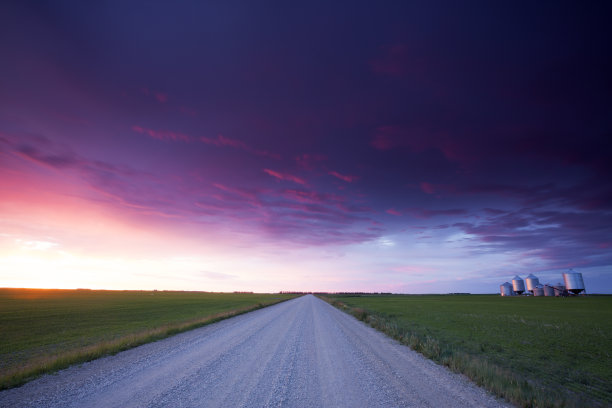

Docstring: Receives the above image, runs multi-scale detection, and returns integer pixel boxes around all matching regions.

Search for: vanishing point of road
[0,295,511,407]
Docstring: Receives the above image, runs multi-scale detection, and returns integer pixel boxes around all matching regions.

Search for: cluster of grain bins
[499,270,585,296]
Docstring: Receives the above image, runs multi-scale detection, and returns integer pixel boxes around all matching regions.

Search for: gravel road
[0,295,511,407]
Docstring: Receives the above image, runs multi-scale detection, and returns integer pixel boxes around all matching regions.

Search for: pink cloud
[371,125,434,152]
[408,208,468,219]
[178,106,197,117]
[420,182,435,194]
[140,87,168,103]
[132,125,190,142]
[371,126,398,150]
[371,125,472,165]
[0,134,379,251]
[329,171,358,183]
[212,183,259,202]
[263,169,306,185]
[284,189,324,204]
[386,208,402,216]
[155,92,168,103]
[295,153,327,170]
[218,134,247,149]
[282,189,344,205]
[200,135,280,159]
[200,134,248,149]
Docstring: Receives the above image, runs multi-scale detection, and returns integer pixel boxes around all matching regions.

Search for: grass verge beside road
[0,288,296,389]
[320,294,612,408]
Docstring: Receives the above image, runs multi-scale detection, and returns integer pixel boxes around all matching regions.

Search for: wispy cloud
[420,182,435,194]
[155,92,168,103]
[296,153,327,170]
[132,125,190,142]
[131,126,280,159]
[200,134,280,159]
[141,87,168,104]
[409,208,468,219]
[329,171,358,183]
[451,209,612,271]
[263,169,306,185]
[386,208,402,216]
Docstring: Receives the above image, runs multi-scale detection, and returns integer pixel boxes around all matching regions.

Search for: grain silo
[499,282,514,296]
[563,270,585,295]
[543,285,555,297]
[525,274,540,293]
[532,284,545,296]
[512,275,525,295]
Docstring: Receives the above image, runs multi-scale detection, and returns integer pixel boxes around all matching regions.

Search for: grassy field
[0,288,296,389]
[321,294,612,408]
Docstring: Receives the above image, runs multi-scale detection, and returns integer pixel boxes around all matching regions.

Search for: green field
[0,288,296,389]
[322,294,612,408]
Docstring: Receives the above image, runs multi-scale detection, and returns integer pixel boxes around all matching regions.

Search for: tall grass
[321,295,611,408]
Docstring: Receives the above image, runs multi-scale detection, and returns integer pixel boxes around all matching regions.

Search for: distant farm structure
[499,269,586,296]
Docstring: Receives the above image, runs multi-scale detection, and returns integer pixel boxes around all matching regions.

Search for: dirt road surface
[0,295,511,407]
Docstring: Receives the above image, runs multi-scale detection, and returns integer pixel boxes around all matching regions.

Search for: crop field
[0,288,296,389]
[322,294,612,408]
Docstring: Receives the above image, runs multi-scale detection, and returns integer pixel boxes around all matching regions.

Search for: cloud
[370,125,468,164]
[2,133,179,217]
[16,239,59,251]
[155,92,168,103]
[212,183,259,202]
[130,126,279,158]
[15,144,82,169]
[329,171,358,183]
[263,169,306,185]
[420,182,435,194]
[132,125,190,142]
[451,208,612,271]
[178,106,197,117]
[141,87,168,104]
[199,270,236,280]
[296,153,327,170]
[282,189,343,205]
[408,208,468,219]
[201,134,247,149]
[200,134,280,159]
[4,133,382,247]
[386,208,402,216]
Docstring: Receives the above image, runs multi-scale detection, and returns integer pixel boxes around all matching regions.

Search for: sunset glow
[1,1,611,292]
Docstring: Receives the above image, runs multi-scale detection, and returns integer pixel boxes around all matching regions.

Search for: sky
[1,1,611,293]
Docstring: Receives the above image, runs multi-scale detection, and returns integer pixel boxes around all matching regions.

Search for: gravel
[0,294,513,407]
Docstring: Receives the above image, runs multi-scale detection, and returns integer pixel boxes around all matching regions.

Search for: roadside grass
[0,288,296,390]
[320,294,612,408]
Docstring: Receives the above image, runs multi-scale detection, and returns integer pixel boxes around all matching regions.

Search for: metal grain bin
[533,284,545,296]
[512,275,525,295]
[543,285,555,296]
[500,282,514,296]
[563,270,585,295]
[553,282,567,297]
[525,274,540,292]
